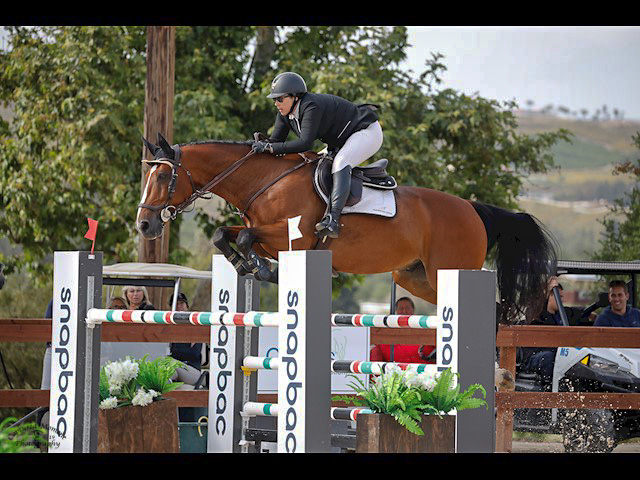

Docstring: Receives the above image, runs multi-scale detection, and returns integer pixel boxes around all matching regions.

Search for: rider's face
[274,95,295,115]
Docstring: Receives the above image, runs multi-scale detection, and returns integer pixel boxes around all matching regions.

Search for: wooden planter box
[98,398,180,453]
[356,413,455,453]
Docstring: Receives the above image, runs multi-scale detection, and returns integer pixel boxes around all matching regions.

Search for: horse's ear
[157,133,173,155]
[142,136,159,156]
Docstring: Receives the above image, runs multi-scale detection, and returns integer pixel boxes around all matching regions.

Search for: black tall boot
[315,166,351,238]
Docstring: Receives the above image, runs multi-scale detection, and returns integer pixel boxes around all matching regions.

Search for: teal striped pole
[243,356,437,375]
[242,402,374,421]
[86,308,283,327]
[330,313,438,329]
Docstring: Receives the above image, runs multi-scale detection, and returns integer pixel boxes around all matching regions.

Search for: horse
[136,133,558,326]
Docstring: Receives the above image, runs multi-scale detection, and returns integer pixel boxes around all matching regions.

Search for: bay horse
[136,134,557,325]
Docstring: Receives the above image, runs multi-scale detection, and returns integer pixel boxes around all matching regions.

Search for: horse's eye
[157,172,170,181]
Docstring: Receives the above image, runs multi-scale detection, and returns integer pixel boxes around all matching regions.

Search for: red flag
[84,218,99,254]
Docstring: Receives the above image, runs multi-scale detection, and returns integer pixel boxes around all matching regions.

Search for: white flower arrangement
[98,355,185,410]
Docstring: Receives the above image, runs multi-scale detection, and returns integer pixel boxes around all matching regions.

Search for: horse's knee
[212,227,227,247]
[236,228,255,256]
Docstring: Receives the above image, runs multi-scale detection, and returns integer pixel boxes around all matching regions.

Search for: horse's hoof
[255,266,277,284]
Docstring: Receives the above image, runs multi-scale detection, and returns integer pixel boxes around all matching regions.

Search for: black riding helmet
[266,72,307,99]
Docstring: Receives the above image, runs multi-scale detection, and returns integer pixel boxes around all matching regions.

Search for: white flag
[287,215,303,250]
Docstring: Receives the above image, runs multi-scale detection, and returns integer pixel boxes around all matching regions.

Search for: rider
[252,72,383,238]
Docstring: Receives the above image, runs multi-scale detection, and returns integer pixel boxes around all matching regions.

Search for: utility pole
[139,26,175,310]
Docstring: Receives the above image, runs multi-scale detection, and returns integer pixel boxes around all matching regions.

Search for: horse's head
[136,133,195,239]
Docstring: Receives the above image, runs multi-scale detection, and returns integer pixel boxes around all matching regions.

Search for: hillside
[514,112,639,260]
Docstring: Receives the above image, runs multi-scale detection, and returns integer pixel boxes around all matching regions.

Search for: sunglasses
[274,95,291,103]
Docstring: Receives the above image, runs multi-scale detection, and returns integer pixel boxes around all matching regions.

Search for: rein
[236,151,315,218]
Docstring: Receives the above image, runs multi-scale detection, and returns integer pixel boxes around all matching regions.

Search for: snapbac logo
[213,288,231,436]
[54,286,73,441]
[438,305,455,374]
[282,290,302,453]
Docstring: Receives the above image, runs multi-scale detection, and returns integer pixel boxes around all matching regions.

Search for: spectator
[121,285,155,310]
[107,296,128,310]
[519,277,585,383]
[369,297,435,364]
[594,280,640,327]
[168,292,203,386]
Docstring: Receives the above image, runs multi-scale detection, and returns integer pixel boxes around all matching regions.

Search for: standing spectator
[519,277,588,384]
[594,280,640,327]
[369,297,435,364]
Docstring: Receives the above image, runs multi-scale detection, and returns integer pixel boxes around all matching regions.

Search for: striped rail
[243,356,437,375]
[331,314,438,329]
[242,402,374,421]
[86,308,285,327]
[86,310,440,330]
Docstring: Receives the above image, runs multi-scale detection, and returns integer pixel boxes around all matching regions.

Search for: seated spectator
[519,277,583,383]
[168,292,203,386]
[369,296,435,364]
[107,296,128,310]
[121,285,155,310]
[594,280,640,327]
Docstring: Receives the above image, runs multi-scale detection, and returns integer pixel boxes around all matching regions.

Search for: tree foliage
[0,26,570,285]
[592,132,640,262]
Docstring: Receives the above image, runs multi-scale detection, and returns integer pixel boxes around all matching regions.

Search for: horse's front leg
[236,222,290,284]
[212,226,254,276]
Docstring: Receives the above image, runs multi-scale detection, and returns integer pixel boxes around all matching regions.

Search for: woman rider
[252,72,383,238]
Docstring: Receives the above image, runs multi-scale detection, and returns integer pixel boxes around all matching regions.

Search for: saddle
[312,155,397,207]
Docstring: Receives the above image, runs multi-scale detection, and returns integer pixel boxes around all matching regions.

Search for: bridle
[138,142,316,223]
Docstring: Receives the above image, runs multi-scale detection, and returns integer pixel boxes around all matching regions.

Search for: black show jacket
[268,92,379,155]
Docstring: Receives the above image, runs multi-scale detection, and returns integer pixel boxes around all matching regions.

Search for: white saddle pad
[343,186,396,218]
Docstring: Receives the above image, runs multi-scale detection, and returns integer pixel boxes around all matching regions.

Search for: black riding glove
[252,140,273,154]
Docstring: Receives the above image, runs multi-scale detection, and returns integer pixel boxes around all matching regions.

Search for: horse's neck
[186,143,296,210]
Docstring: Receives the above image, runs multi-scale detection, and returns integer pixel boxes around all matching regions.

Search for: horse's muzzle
[136,214,164,239]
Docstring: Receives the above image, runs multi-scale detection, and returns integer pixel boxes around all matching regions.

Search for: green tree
[1,26,148,279]
[592,132,640,262]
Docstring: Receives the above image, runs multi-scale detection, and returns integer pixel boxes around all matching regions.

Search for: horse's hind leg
[392,260,437,305]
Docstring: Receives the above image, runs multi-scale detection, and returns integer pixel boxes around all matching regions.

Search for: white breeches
[171,363,202,385]
[332,120,383,173]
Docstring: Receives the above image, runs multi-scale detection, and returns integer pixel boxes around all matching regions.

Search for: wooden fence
[496,325,640,453]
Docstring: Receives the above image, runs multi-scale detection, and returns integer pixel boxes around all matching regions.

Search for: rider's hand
[252,140,273,154]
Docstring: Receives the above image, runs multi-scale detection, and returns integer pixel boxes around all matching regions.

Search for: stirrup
[315,214,341,238]
[315,213,334,232]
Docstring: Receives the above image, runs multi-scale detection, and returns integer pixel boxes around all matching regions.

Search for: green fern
[419,368,487,414]
[135,355,186,395]
[333,368,487,436]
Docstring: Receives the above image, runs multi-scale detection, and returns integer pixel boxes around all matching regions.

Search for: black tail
[472,202,558,325]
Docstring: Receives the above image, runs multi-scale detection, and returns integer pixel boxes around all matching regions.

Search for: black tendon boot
[315,166,351,238]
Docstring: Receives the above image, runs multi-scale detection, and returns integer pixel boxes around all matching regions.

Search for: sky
[2,26,638,120]
[402,26,640,121]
